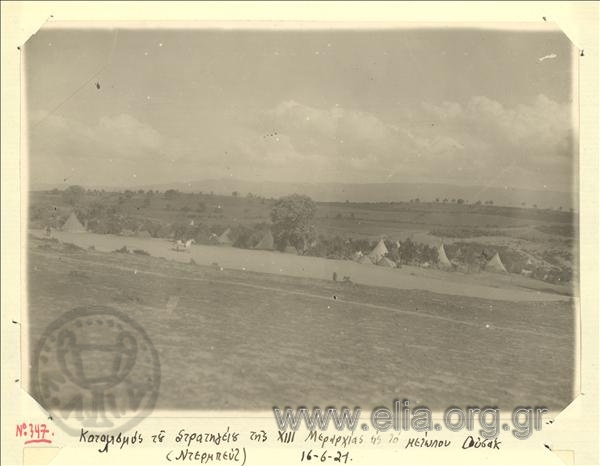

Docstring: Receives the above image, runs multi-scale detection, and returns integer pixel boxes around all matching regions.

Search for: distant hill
[31,178,576,210]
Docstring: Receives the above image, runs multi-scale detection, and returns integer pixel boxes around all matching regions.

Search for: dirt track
[31,230,571,302]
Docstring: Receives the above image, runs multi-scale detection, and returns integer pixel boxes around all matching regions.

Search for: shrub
[63,242,84,253]
[395,238,438,266]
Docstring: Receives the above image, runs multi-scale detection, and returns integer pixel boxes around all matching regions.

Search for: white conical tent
[368,239,388,262]
[352,251,364,261]
[62,212,86,232]
[217,228,233,245]
[357,254,375,265]
[377,257,396,268]
[437,243,452,267]
[283,245,298,254]
[254,230,274,250]
[486,252,507,273]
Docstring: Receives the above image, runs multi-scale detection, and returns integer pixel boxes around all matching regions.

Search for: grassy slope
[28,238,574,412]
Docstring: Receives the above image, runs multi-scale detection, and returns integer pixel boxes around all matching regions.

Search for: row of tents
[194,228,301,254]
[59,212,507,272]
[60,213,293,252]
[60,212,157,238]
[252,230,298,254]
[355,238,508,273]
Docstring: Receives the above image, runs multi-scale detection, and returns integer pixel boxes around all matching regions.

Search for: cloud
[96,114,164,156]
[27,112,184,186]
[421,94,575,173]
[29,112,168,161]
[242,95,574,188]
[269,100,399,156]
[27,94,576,191]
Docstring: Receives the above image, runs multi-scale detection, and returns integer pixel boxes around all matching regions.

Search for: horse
[173,238,195,252]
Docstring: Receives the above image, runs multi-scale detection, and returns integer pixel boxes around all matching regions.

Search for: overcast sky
[25,27,576,192]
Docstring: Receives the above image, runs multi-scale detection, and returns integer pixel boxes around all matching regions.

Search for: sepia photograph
[24,23,578,431]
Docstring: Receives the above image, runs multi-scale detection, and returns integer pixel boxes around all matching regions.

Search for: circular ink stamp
[31,306,161,435]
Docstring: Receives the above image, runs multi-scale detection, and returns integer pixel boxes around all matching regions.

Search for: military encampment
[24,26,578,419]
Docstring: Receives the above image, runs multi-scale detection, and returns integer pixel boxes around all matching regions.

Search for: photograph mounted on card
[2,3,597,466]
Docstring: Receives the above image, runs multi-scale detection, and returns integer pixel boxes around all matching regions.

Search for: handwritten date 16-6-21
[300,449,351,463]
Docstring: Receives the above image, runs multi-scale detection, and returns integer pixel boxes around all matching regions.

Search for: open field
[27,236,575,412]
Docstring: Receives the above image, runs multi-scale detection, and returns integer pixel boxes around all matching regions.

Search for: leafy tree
[231,224,254,248]
[270,194,317,252]
[397,238,417,264]
[62,185,85,206]
[164,189,180,200]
